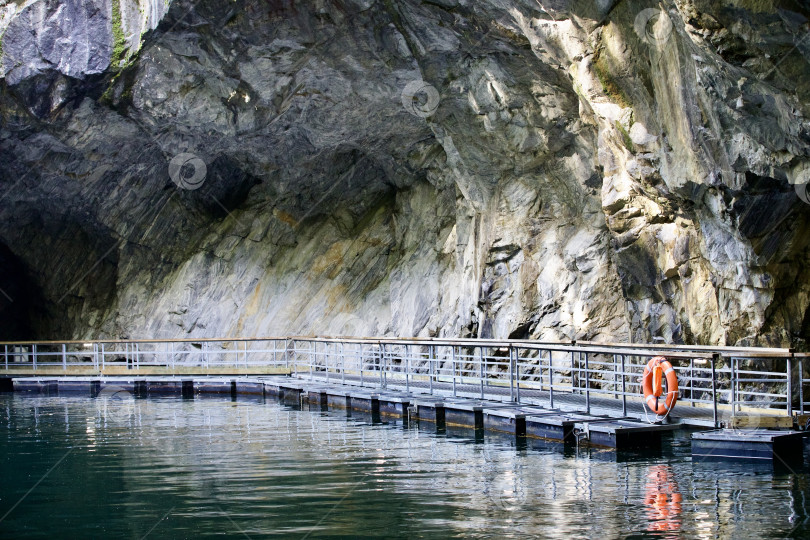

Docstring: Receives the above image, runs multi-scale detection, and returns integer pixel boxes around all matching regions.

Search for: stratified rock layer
[0,0,809,346]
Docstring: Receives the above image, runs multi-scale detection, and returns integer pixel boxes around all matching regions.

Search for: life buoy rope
[642,356,679,421]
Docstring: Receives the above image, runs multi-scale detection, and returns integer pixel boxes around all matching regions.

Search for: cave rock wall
[1,0,809,346]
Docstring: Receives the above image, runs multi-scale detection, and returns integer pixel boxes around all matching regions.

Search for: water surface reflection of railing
[4,396,805,537]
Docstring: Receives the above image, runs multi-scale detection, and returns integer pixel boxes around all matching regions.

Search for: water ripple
[1,394,808,538]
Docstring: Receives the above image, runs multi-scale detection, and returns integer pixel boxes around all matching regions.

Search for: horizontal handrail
[575,340,791,355]
[0,335,796,357]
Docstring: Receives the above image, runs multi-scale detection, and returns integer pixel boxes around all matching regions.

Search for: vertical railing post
[621,354,627,416]
[4,344,7,370]
[711,354,719,428]
[360,343,366,386]
[101,343,105,370]
[799,358,804,414]
[730,357,736,416]
[787,354,794,418]
[243,341,248,369]
[689,357,694,406]
[479,347,484,400]
[458,347,463,388]
[509,346,515,402]
[538,351,544,392]
[62,343,67,370]
[548,350,554,409]
[452,346,457,397]
[515,347,521,404]
[341,343,345,385]
[570,345,576,393]
[429,345,434,395]
[613,354,618,399]
[736,357,742,413]
[484,348,488,389]
[379,344,384,388]
[326,342,330,383]
[405,344,410,394]
[584,351,590,414]
[32,344,37,370]
[310,341,314,381]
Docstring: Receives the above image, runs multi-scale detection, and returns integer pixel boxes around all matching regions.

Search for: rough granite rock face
[0,0,809,346]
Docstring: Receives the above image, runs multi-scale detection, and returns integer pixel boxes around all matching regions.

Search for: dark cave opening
[0,242,44,340]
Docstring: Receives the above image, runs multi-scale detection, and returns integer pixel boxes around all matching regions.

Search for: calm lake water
[1,392,809,539]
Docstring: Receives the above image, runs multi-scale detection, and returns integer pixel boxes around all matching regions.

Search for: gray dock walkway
[293,373,765,429]
[5,374,808,457]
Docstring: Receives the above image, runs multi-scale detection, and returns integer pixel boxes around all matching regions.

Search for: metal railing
[0,336,803,426]
[287,338,799,426]
[0,338,291,372]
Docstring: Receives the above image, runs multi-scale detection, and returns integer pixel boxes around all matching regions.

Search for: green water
[0,393,808,538]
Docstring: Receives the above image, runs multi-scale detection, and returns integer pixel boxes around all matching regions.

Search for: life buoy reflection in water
[645,464,682,533]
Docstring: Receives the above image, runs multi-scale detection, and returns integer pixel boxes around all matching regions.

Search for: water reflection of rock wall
[3,395,808,536]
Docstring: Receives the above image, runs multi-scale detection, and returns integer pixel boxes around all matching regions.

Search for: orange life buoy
[642,356,678,416]
[652,365,663,397]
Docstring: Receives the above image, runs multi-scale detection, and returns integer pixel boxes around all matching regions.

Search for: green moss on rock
[110,0,127,68]
[593,48,632,110]
[615,121,635,153]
